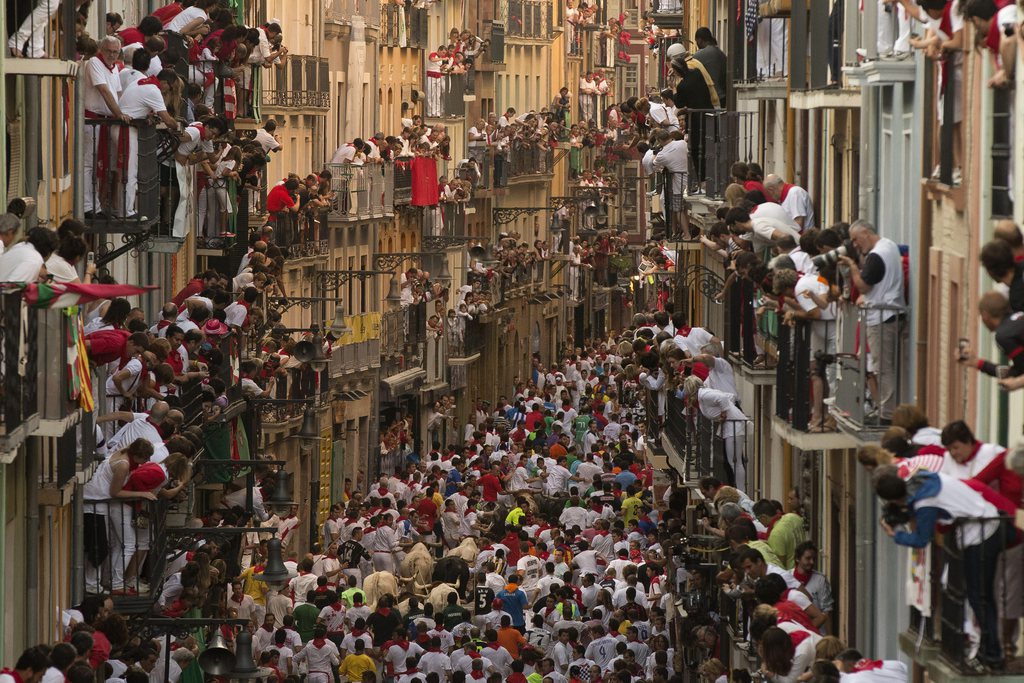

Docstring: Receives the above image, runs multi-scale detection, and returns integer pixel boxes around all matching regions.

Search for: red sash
[86,110,130,207]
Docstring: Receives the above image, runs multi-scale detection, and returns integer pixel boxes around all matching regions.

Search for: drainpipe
[0,464,7,663]
[70,481,85,607]
[26,439,40,644]
[24,77,40,203]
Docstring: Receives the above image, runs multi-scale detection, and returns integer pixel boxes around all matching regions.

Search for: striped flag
[3,282,157,309]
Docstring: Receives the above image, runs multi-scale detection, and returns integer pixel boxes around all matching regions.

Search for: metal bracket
[372,252,431,270]
[305,270,391,292]
[422,235,475,251]
[679,263,725,301]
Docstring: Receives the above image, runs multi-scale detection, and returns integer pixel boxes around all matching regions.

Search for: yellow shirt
[620,494,643,524]
[339,653,375,681]
[239,565,268,605]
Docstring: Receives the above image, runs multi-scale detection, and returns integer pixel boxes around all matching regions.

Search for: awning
[380,368,426,399]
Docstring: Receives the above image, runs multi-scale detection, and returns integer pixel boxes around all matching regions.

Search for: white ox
[399,542,435,596]
[446,537,479,563]
[362,570,401,610]
[424,582,461,613]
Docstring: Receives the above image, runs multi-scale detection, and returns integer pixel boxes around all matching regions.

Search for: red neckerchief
[377,607,391,617]
[852,659,884,672]
[188,122,206,140]
[779,184,793,202]
[964,441,983,464]
[312,638,327,648]
[262,624,273,632]
[136,76,160,87]
[791,568,812,585]
[1,670,24,683]
[470,672,486,680]
[330,601,343,611]
[351,628,365,637]
[314,586,329,594]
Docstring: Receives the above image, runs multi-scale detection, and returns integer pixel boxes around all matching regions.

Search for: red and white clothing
[317,602,348,634]
[941,442,1004,480]
[293,639,339,683]
[383,640,424,676]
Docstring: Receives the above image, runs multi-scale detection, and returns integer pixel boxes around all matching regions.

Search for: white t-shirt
[44,254,79,283]
[119,82,167,119]
[165,6,208,33]
[794,273,836,321]
[0,242,44,281]
[255,128,282,153]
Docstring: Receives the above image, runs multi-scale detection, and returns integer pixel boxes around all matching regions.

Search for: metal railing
[722,276,777,368]
[82,118,166,232]
[651,0,683,11]
[832,301,909,427]
[7,0,75,60]
[508,144,555,177]
[677,110,759,197]
[448,318,485,358]
[775,319,837,432]
[0,292,39,437]
[266,209,330,257]
[505,0,554,39]
[425,73,469,119]
[933,517,1016,672]
[659,393,753,485]
[380,4,428,48]
[326,0,383,25]
[262,55,330,109]
[89,498,171,606]
[325,163,396,219]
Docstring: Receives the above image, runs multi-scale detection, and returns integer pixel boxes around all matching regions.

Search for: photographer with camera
[958,291,1024,392]
[873,464,1013,671]
[837,220,906,422]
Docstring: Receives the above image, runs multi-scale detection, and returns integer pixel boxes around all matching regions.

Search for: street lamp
[253,538,291,590]
[330,303,353,337]
[266,470,296,514]
[385,276,403,308]
[297,406,319,453]
[436,258,452,283]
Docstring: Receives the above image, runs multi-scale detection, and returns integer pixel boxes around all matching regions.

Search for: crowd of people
[11,308,933,683]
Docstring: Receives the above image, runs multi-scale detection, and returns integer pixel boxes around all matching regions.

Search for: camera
[882,502,912,526]
[812,241,852,269]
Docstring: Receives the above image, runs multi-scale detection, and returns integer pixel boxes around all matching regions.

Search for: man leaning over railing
[874,464,1017,672]
[837,220,907,422]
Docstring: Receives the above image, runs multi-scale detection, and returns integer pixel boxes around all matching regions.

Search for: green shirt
[748,540,782,568]
[572,415,592,443]
[441,604,472,631]
[293,602,319,642]
[766,513,806,570]
[341,587,366,608]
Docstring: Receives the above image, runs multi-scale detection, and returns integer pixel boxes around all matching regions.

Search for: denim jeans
[962,518,1009,664]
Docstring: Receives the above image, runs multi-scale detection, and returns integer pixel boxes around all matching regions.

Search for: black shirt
[474,585,495,615]
[981,311,1024,377]
[860,252,886,287]
[366,609,402,647]
[340,539,371,568]
[1009,262,1024,313]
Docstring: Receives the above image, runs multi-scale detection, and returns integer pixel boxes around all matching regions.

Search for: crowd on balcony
[65,0,293,245]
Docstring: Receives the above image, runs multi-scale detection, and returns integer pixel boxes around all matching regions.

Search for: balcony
[5,0,79,75]
[722,277,777,383]
[499,0,554,40]
[901,518,1024,678]
[262,55,330,111]
[425,73,471,119]
[324,163,397,220]
[82,119,164,234]
[773,319,858,450]
[449,318,485,361]
[830,302,909,439]
[649,0,684,27]
[380,4,428,48]
[326,0,383,31]
[507,145,555,181]
[653,393,753,485]
[263,210,330,259]
[0,292,38,457]
[380,303,427,396]
[330,313,383,377]
[731,1,790,100]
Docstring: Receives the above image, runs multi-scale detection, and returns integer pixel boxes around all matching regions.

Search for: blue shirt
[615,470,638,489]
[495,588,528,627]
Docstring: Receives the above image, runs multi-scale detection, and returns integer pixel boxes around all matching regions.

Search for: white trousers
[8,0,58,57]
[108,503,136,590]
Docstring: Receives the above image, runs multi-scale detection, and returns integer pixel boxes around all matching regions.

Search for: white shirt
[44,254,79,283]
[781,184,815,229]
[119,81,167,119]
[794,273,836,321]
[255,128,282,153]
[585,634,619,671]
[750,202,800,248]
[108,412,169,460]
[84,56,121,115]
[293,640,340,674]
[106,358,144,398]
[0,242,44,281]
[165,6,208,33]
